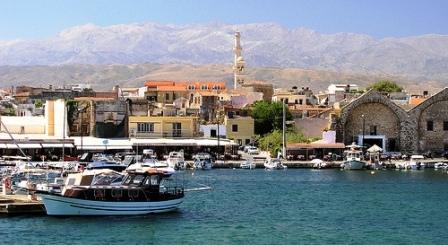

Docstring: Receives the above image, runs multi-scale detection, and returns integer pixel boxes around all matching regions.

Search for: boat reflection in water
[37,167,184,216]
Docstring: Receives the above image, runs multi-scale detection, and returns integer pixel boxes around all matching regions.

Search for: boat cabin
[60,167,183,202]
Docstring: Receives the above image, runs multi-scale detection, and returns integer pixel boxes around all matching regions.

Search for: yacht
[37,167,184,216]
[342,143,366,170]
[264,158,287,170]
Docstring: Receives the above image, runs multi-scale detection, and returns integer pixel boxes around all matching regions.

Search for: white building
[200,124,226,138]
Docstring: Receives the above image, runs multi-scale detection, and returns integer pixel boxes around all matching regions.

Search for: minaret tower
[233,31,246,89]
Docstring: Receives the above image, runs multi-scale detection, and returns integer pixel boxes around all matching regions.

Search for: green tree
[251,101,293,135]
[367,80,403,93]
[34,99,43,108]
[257,129,312,156]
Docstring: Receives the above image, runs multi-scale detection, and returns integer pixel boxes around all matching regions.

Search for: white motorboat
[38,167,184,216]
[264,158,287,170]
[240,159,256,169]
[342,143,366,170]
[408,155,425,170]
[311,159,328,169]
[166,151,187,170]
[434,162,448,170]
[193,153,214,170]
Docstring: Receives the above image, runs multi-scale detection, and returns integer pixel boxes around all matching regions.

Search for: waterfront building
[200,124,226,138]
[336,87,448,154]
[241,81,274,102]
[0,99,73,158]
[129,115,199,138]
[224,114,254,146]
[143,80,225,105]
[70,89,126,138]
[322,83,360,105]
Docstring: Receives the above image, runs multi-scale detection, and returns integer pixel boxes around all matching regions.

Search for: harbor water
[2,169,448,244]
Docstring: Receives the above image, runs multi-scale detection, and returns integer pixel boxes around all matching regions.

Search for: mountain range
[0,22,447,90]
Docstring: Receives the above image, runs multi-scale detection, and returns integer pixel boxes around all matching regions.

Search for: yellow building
[129,116,199,138]
[224,116,254,146]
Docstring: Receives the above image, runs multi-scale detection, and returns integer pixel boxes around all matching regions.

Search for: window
[284,98,289,104]
[295,99,298,104]
[165,93,169,101]
[245,139,251,145]
[173,123,182,137]
[201,85,208,90]
[444,121,448,131]
[137,123,154,133]
[20,126,25,134]
[210,129,217,138]
[427,121,434,131]
[232,124,238,132]
[369,125,377,135]
[299,99,303,105]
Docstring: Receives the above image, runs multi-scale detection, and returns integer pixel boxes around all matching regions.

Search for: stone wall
[338,88,448,154]
[409,88,448,153]
[337,90,412,153]
[343,103,401,148]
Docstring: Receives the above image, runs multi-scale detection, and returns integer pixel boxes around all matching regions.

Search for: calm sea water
[2,169,448,245]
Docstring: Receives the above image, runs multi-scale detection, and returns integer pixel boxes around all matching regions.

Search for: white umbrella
[367,144,383,153]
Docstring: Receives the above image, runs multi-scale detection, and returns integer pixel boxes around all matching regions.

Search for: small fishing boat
[342,143,366,170]
[264,158,287,170]
[38,167,184,216]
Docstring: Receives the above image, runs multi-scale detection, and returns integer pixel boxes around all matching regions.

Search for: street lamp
[361,114,365,150]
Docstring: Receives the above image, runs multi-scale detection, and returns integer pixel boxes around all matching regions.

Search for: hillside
[0,63,437,93]
[1,22,448,83]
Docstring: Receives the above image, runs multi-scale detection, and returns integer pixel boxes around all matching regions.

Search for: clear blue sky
[1,0,447,39]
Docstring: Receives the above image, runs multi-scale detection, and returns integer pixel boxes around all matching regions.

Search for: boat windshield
[91,172,123,186]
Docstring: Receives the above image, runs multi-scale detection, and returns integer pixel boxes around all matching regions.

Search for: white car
[246,146,259,155]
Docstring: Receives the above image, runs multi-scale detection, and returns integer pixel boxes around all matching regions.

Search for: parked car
[246,146,259,155]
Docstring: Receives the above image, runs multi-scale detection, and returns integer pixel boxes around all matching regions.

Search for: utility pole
[362,114,365,150]
[282,100,286,159]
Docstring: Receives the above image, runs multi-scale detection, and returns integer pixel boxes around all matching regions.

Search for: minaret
[233,31,246,89]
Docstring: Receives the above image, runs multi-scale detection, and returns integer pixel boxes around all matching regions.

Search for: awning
[41,143,75,148]
[4,143,43,149]
[77,145,133,150]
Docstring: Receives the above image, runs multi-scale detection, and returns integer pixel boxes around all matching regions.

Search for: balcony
[130,129,195,138]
